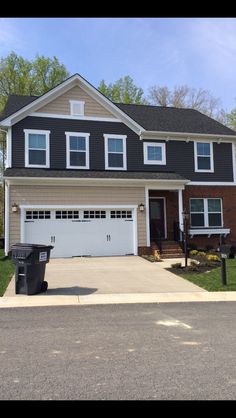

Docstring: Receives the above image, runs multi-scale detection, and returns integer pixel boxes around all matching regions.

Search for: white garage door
[23,208,136,258]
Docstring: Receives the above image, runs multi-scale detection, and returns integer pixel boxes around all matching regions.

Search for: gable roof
[0,73,235,137]
[0,74,144,134]
[116,103,236,136]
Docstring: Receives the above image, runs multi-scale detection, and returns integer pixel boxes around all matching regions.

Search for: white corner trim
[104,134,127,171]
[6,127,12,168]
[232,142,236,183]
[24,129,50,168]
[145,186,150,247]
[178,189,183,232]
[65,132,90,169]
[143,142,166,165]
[4,181,10,254]
[194,140,214,173]
[30,112,122,123]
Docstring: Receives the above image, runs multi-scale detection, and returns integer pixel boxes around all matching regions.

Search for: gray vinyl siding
[11,116,234,182]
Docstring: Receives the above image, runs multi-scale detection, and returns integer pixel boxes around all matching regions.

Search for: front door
[149,199,165,241]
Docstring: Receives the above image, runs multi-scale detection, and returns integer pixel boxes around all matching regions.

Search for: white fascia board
[5,176,189,189]
[140,130,236,142]
[0,74,144,135]
[189,228,230,236]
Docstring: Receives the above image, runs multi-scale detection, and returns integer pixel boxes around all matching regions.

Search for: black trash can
[9,243,54,295]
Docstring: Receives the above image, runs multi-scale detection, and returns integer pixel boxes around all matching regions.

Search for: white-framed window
[69,100,85,116]
[143,142,166,165]
[104,134,127,170]
[24,129,50,168]
[66,132,90,169]
[190,198,223,228]
[194,141,214,172]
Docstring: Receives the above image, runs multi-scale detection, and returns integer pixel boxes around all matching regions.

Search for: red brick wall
[183,185,236,249]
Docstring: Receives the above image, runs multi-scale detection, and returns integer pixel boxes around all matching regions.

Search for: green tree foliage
[0,52,70,112]
[98,76,147,104]
[226,108,236,131]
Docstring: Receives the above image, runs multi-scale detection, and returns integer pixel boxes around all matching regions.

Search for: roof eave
[140,130,236,141]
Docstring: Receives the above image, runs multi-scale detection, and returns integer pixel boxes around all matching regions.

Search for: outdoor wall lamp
[139,203,145,212]
[11,203,19,213]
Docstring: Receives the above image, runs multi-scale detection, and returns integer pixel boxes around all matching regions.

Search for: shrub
[188,260,199,271]
[197,251,206,257]
[207,254,221,262]
[142,255,161,263]
[171,262,182,269]
[190,250,198,256]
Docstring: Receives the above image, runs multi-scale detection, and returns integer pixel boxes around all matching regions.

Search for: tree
[226,107,236,131]
[98,76,147,104]
[0,52,70,112]
[147,84,227,123]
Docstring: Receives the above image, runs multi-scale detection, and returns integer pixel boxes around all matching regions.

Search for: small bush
[188,260,199,271]
[142,255,161,263]
[190,250,198,256]
[171,262,182,269]
[197,251,206,257]
[207,254,221,262]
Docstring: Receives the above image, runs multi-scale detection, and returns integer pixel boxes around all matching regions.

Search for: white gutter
[140,130,236,141]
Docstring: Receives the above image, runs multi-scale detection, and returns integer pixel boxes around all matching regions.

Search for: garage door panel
[24,208,135,258]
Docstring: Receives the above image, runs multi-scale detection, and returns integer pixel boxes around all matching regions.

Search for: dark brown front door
[149,198,165,241]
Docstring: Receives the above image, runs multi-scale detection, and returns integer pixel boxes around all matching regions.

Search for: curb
[1,291,236,308]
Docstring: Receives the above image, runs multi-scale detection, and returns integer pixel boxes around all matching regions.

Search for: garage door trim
[20,204,138,255]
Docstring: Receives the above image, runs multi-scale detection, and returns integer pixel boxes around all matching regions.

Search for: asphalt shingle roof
[4,168,188,181]
[1,94,235,137]
[116,103,236,136]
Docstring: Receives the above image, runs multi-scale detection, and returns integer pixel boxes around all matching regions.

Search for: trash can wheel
[41,281,48,292]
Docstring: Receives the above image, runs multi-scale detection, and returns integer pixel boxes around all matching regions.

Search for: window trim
[194,140,214,173]
[24,129,50,168]
[104,134,127,171]
[65,131,90,169]
[190,198,223,228]
[69,100,85,116]
[143,142,166,165]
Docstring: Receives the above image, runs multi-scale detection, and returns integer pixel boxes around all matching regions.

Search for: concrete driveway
[5,256,205,296]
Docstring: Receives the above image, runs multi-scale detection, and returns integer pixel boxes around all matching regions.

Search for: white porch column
[4,180,10,254]
[178,189,184,232]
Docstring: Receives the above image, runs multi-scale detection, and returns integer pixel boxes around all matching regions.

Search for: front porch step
[151,240,184,259]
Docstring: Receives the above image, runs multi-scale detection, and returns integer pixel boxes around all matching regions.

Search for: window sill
[189,228,230,238]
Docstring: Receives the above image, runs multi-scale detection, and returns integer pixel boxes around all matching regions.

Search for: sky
[0,17,236,112]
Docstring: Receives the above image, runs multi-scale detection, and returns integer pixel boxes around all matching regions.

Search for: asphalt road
[1,302,236,400]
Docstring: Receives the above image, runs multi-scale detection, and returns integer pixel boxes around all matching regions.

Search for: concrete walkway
[2,256,236,308]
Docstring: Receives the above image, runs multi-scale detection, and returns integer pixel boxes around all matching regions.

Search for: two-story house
[1,73,236,258]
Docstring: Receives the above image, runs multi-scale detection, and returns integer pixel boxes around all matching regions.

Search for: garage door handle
[51,236,55,243]
[106,235,111,241]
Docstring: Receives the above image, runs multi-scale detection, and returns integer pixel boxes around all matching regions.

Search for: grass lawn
[170,258,236,291]
[0,249,15,296]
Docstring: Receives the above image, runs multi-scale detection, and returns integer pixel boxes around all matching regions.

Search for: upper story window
[104,134,127,170]
[65,132,90,169]
[190,198,223,228]
[69,100,85,116]
[24,129,50,168]
[194,141,214,172]
[143,142,166,165]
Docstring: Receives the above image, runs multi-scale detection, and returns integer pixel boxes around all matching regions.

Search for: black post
[184,216,188,268]
[220,234,227,286]
[221,258,227,286]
